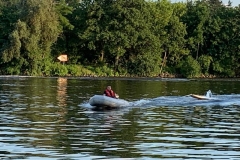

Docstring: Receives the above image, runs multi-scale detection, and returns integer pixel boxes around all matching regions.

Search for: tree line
[0,0,239,78]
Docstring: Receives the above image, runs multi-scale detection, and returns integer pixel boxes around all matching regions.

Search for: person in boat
[103,86,119,98]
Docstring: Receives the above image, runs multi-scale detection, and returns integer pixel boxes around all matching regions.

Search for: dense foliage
[0,0,239,78]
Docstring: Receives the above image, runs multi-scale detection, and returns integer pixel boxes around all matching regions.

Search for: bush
[178,56,201,78]
[46,63,68,76]
[67,64,94,76]
[66,65,80,76]
[6,67,21,75]
[198,55,212,74]
[87,65,115,76]
[127,52,161,77]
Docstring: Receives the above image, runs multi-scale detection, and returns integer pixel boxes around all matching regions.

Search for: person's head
[107,86,112,90]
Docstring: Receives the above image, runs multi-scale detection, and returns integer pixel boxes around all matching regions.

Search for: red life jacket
[104,89,115,98]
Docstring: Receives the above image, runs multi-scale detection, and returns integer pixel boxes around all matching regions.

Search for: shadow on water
[91,106,121,112]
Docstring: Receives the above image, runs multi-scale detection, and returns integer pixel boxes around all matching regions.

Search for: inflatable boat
[89,95,129,108]
[190,90,212,100]
[190,94,210,100]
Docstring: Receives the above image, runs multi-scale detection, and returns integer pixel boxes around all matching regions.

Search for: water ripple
[1,77,240,159]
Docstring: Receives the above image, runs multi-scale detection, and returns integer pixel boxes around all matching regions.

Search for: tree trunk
[160,51,167,74]
[100,50,104,62]
[196,42,199,59]
[114,55,119,76]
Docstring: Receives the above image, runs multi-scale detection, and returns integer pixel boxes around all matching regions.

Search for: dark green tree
[202,1,240,76]
[0,0,61,75]
[51,0,74,60]
[183,0,210,60]
[160,2,189,74]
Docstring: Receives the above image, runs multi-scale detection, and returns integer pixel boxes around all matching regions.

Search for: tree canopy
[0,0,240,78]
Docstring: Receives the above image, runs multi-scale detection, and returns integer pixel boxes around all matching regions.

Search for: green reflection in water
[1,77,240,159]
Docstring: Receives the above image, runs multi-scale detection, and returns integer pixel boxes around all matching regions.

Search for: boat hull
[89,95,129,108]
[190,94,210,100]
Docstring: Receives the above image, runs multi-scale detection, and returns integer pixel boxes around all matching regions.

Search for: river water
[0,76,240,159]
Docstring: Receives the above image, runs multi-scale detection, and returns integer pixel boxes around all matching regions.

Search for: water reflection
[0,77,240,159]
[57,77,68,107]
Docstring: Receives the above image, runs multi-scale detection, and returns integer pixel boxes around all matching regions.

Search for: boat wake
[131,94,240,107]
[80,91,240,109]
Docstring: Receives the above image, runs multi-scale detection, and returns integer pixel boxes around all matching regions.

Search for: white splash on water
[205,90,212,98]
[131,99,151,106]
